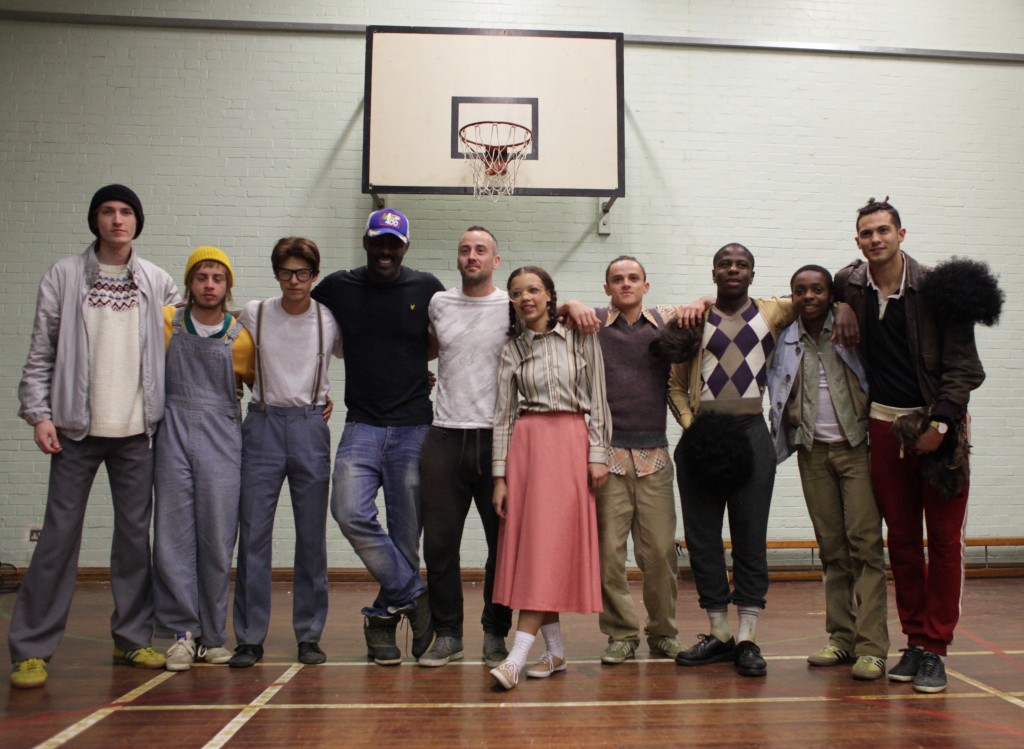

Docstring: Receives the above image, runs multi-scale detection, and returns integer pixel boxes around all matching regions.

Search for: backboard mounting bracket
[369,190,386,209]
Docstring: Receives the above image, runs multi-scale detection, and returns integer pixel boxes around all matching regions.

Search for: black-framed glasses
[274,268,315,282]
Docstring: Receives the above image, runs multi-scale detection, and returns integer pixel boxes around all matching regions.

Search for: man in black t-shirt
[312,208,443,666]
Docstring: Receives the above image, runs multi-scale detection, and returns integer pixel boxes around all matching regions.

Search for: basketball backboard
[362,27,625,198]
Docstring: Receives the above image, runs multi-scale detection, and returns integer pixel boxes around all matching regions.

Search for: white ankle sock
[708,608,731,642]
[507,631,536,670]
[540,622,564,659]
[737,606,759,643]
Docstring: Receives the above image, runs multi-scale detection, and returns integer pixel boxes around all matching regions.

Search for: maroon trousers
[868,419,969,655]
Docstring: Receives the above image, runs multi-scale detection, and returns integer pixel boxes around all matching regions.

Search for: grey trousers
[9,433,156,662]
[233,403,330,646]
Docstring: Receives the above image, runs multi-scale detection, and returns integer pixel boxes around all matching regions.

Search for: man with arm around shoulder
[834,198,985,694]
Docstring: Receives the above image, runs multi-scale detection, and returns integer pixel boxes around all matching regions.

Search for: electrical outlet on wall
[29,528,42,542]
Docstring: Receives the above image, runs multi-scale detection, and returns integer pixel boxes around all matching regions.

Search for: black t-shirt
[312,266,444,426]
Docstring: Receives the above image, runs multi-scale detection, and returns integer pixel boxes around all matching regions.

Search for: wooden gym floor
[2,579,1022,748]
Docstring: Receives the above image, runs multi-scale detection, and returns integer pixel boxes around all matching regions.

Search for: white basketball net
[459,121,533,200]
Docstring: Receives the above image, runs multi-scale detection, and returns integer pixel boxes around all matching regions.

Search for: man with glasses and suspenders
[230,237,341,668]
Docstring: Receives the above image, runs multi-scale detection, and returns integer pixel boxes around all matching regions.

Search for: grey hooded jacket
[18,242,180,440]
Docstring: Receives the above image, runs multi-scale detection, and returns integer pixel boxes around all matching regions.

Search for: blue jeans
[331,422,429,617]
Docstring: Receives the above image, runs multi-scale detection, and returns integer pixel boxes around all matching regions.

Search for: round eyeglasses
[274,268,315,282]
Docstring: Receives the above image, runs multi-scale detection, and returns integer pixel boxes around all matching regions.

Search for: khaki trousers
[797,440,889,658]
[596,454,678,644]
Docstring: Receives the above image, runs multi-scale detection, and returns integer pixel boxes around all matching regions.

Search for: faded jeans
[331,422,429,617]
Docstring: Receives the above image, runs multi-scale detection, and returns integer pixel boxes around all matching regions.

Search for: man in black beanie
[10,184,180,689]
[87,183,145,238]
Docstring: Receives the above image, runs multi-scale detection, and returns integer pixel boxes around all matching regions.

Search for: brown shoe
[490,659,520,690]
[526,651,567,678]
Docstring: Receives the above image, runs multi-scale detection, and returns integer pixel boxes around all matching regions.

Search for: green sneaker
[807,644,854,666]
[11,658,48,689]
[852,655,886,681]
[649,636,683,659]
[601,640,637,664]
[113,645,166,669]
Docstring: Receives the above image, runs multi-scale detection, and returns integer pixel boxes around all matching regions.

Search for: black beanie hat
[88,184,144,238]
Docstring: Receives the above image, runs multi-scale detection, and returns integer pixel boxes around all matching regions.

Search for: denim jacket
[767,318,869,464]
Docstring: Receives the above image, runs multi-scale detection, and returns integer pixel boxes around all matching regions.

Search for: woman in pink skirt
[490,266,612,690]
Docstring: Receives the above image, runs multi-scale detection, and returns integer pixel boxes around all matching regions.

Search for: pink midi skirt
[493,411,603,614]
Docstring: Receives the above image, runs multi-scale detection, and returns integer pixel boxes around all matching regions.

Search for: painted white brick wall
[1,1,1021,571]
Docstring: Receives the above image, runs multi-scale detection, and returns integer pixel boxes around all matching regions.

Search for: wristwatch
[929,420,949,435]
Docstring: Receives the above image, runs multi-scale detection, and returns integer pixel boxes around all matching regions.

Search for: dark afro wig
[919,257,1004,328]
[675,412,754,497]
[650,321,705,363]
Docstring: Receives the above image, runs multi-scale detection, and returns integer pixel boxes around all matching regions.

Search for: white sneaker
[197,645,233,665]
[166,631,196,671]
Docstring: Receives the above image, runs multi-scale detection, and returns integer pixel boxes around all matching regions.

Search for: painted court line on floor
[31,671,176,749]
[112,690,1016,712]
[215,649,1024,667]
[948,668,1024,710]
[202,663,304,749]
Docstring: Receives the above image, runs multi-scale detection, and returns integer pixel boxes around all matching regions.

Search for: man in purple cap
[312,208,443,665]
[11,184,180,689]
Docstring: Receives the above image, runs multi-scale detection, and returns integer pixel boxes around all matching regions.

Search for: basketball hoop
[459,121,533,199]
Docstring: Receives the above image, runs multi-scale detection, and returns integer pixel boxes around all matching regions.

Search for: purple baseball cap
[365,207,409,244]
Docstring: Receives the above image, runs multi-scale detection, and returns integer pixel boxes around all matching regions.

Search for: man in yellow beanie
[152,246,255,671]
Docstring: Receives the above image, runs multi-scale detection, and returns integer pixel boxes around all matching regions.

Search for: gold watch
[929,420,949,435]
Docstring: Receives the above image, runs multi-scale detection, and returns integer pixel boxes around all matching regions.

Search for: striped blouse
[492,322,612,477]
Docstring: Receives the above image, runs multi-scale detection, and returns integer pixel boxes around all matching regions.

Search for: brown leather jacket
[834,253,985,424]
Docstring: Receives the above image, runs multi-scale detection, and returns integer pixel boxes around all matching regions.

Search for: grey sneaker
[601,640,637,664]
[483,633,508,668]
[851,655,886,681]
[165,631,196,672]
[197,644,233,665]
[888,646,925,682]
[912,652,947,693]
[364,615,402,666]
[418,636,465,667]
[649,636,683,659]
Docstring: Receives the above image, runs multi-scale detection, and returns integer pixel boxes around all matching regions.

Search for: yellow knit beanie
[184,246,234,288]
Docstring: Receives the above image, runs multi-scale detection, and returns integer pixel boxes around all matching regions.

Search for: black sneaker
[675,634,736,666]
[229,643,264,669]
[298,641,326,665]
[913,652,947,694]
[364,615,402,666]
[735,640,767,677]
[888,646,924,682]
